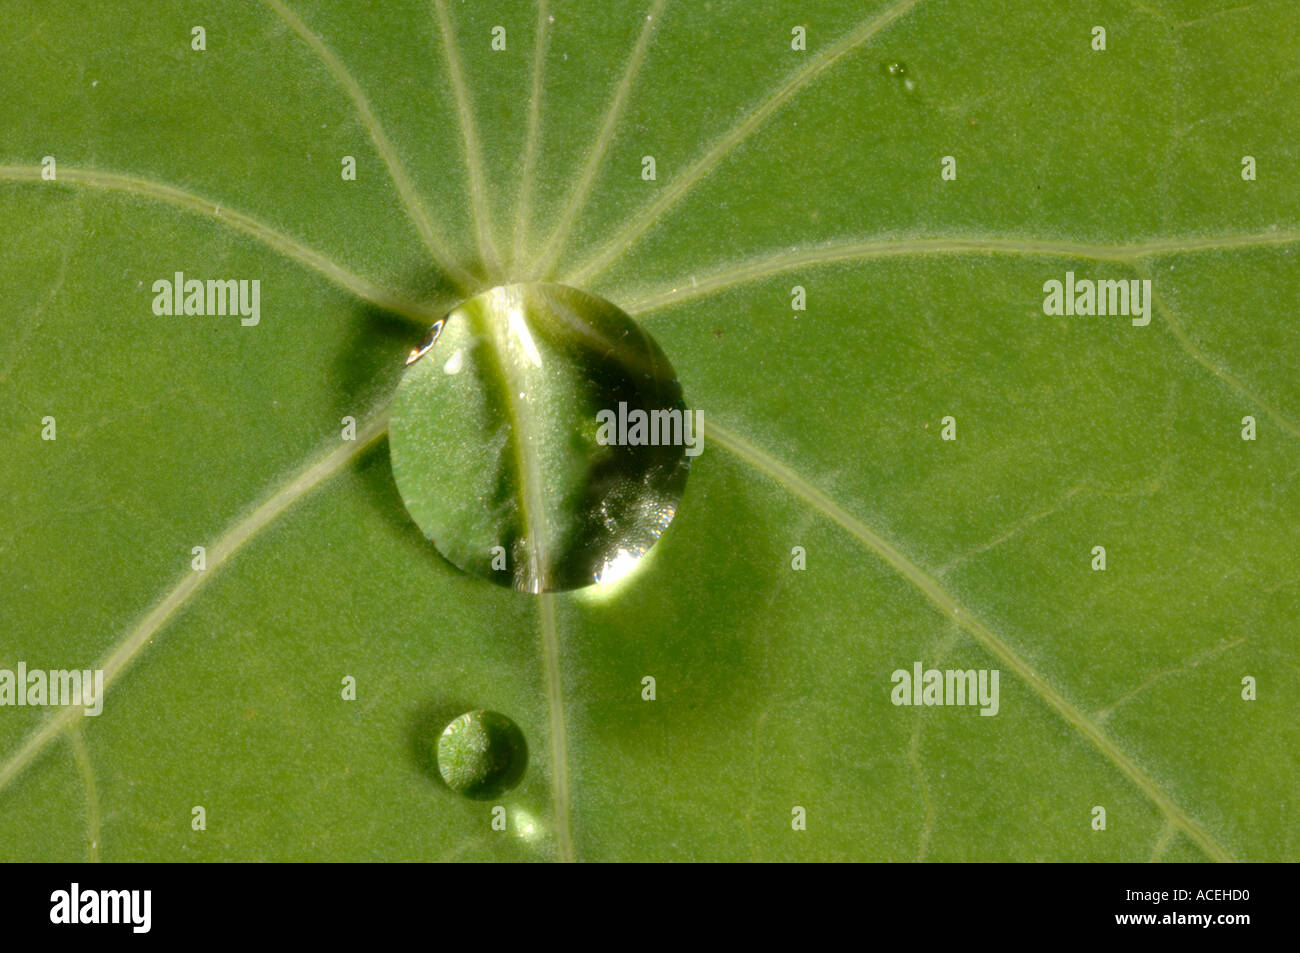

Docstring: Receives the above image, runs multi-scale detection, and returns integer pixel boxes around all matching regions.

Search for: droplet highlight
[389,282,693,593]
[406,319,443,365]
[436,710,528,800]
[884,60,917,92]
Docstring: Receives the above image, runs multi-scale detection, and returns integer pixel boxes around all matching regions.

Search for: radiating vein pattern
[432,0,501,275]
[264,0,477,291]
[3,0,1294,863]
[530,0,668,279]
[563,0,925,285]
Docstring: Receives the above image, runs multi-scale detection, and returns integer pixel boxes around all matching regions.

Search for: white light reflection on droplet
[594,547,643,586]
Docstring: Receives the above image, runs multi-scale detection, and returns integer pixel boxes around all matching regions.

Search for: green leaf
[1,0,1295,862]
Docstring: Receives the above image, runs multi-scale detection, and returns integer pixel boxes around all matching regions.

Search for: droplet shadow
[332,261,466,576]
[329,260,463,419]
[557,452,772,737]
[332,273,773,760]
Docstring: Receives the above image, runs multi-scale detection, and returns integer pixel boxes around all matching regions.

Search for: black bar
[0,862,1281,940]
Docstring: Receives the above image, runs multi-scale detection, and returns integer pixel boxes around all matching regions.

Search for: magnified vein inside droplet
[478,286,552,592]
[388,283,693,593]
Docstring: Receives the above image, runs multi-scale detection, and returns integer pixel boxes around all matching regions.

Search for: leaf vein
[563,0,925,285]
[431,0,501,274]
[0,164,441,328]
[706,419,1235,862]
[264,0,477,291]
[512,0,551,269]
[540,593,574,861]
[1140,262,1300,442]
[67,726,101,863]
[0,412,389,797]
[622,230,1300,314]
[531,0,668,279]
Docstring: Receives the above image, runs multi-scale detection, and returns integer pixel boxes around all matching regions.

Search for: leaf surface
[1,0,1296,861]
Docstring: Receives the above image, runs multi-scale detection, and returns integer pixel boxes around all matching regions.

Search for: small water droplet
[436,710,527,799]
[884,61,917,92]
[390,283,692,592]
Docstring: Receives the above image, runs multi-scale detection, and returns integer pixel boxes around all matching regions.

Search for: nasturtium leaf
[0,0,1296,862]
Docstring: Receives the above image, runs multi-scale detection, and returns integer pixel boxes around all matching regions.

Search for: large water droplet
[436,710,528,799]
[389,283,692,592]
